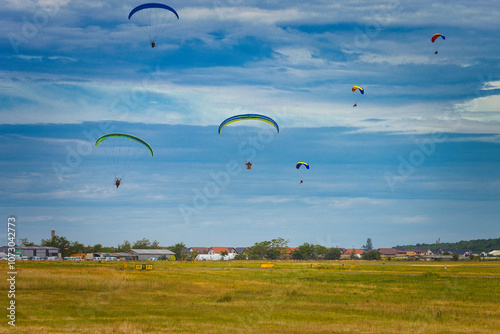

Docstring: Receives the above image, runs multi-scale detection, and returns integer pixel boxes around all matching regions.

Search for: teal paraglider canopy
[96,133,153,157]
[218,114,279,167]
[95,133,154,187]
[218,114,279,135]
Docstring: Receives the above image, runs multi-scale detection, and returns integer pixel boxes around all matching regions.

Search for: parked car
[21,256,29,260]
[93,257,102,261]
[47,256,59,261]
[30,256,41,261]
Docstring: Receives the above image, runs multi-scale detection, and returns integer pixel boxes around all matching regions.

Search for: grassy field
[1,260,499,333]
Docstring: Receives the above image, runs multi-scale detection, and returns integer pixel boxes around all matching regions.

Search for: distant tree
[362,238,373,251]
[266,248,281,260]
[220,250,229,258]
[291,248,307,260]
[91,244,103,253]
[324,248,341,260]
[100,246,116,253]
[393,237,500,253]
[234,253,247,260]
[19,238,35,247]
[132,238,150,249]
[41,235,71,257]
[117,240,132,252]
[246,241,271,260]
[315,245,328,259]
[452,253,460,261]
[167,243,186,261]
[68,241,85,255]
[132,238,160,249]
[270,237,289,258]
[300,243,315,260]
[292,243,322,260]
[243,238,291,260]
[362,250,381,260]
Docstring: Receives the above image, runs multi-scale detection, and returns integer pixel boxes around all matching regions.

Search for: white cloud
[4,0,71,10]
[47,56,77,62]
[392,215,430,225]
[358,53,430,66]
[14,55,43,61]
[455,80,500,120]
[12,134,91,146]
[184,6,303,25]
[2,0,500,137]
[482,81,500,90]
[459,95,500,113]
[273,47,324,66]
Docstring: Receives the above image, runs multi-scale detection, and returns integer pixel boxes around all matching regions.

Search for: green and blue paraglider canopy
[218,114,279,135]
[128,3,179,47]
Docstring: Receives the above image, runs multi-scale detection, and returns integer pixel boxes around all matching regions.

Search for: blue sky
[1,0,499,249]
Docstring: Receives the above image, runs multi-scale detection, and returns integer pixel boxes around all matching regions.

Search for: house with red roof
[340,248,363,259]
[280,247,298,259]
[208,247,231,255]
[377,248,397,259]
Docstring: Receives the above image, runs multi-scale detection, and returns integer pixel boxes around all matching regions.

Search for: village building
[377,248,398,259]
[109,252,138,261]
[340,248,363,259]
[127,249,175,260]
[280,247,298,259]
[488,250,500,257]
[0,246,60,260]
[233,247,247,254]
[208,247,231,255]
[189,247,210,254]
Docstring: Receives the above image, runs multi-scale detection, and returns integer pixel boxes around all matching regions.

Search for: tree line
[393,237,500,253]
[19,236,374,260]
[22,234,498,260]
[19,236,162,258]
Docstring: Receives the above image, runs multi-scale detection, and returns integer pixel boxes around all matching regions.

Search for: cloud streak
[1,1,499,247]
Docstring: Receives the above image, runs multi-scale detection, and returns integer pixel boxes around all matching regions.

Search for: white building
[196,253,236,261]
[488,250,500,257]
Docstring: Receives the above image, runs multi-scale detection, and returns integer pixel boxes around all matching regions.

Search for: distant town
[2,232,499,262]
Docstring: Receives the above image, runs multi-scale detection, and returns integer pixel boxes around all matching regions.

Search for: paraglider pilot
[114,178,122,188]
[245,161,253,170]
[151,41,156,48]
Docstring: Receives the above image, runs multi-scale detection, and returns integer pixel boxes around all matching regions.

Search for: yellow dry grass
[0,261,499,333]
